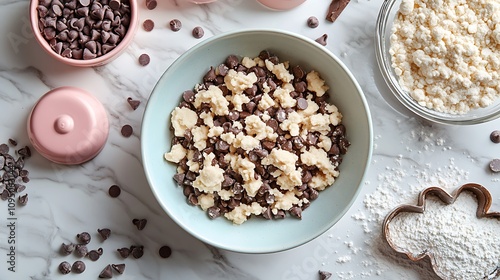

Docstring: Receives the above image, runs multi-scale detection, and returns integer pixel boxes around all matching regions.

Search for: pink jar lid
[27,87,109,165]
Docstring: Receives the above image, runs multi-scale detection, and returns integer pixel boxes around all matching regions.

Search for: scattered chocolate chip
[127,97,141,110]
[88,248,103,261]
[319,270,332,280]
[131,245,144,258]
[491,130,500,143]
[72,260,86,273]
[307,16,319,28]
[159,245,172,258]
[112,263,126,274]
[132,218,147,230]
[60,243,75,256]
[145,0,157,10]
[59,261,71,275]
[489,159,500,172]
[192,26,204,39]
[99,264,113,279]
[138,53,150,66]
[0,144,9,154]
[77,232,91,244]
[326,0,350,22]
[117,247,131,258]
[315,34,328,46]
[169,19,182,31]
[18,194,28,205]
[75,244,88,257]
[143,19,154,31]
[121,124,133,137]
[8,139,17,146]
[108,185,121,197]
[98,228,111,241]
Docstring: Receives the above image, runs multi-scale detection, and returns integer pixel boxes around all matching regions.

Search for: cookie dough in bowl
[141,29,373,253]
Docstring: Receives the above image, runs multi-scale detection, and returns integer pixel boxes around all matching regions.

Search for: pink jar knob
[27,87,109,165]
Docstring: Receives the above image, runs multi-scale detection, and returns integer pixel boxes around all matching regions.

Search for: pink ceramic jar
[29,0,138,67]
[256,0,306,10]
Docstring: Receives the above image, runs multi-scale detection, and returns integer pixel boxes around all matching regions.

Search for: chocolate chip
[326,0,350,22]
[131,245,144,258]
[138,53,150,66]
[109,0,121,9]
[98,228,111,241]
[225,55,239,69]
[143,19,154,31]
[169,19,182,31]
[192,26,204,39]
[18,194,28,205]
[491,130,500,143]
[59,261,71,275]
[60,243,75,256]
[77,232,91,244]
[159,245,172,258]
[88,248,103,261]
[490,159,500,172]
[297,98,308,110]
[121,124,133,137]
[290,206,302,219]
[132,218,147,230]
[8,139,17,146]
[126,97,141,110]
[108,185,121,197]
[315,34,328,46]
[117,247,130,258]
[0,144,9,154]
[307,16,319,28]
[319,270,332,280]
[207,206,221,219]
[145,0,157,10]
[72,260,86,273]
[112,263,126,274]
[75,244,88,257]
[99,264,113,279]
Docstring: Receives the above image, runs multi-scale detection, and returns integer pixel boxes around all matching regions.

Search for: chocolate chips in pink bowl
[29,0,138,67]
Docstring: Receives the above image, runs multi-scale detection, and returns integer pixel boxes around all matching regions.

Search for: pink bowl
[29,0,138,67]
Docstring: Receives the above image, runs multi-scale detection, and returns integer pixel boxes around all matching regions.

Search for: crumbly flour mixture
[387,192,500,280]
[390,0,500,114]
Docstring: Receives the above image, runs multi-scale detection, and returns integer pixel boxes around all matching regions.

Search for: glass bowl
[375,0,500,125]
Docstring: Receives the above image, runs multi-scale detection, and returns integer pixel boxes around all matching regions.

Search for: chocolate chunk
[307,16,319,28]
[132,218,147,230]
[60,243,75,255]
[326,0,350,22]
[315,34,328,46]
[319,270,332,280]
[112,263,126,274]
[169,19,182,31]
[491,130,500,143]
[145,0,157,9]
[18,194,28,205]
[77,232,91,244]
[490,159,500,172]
[108,185,121,197]
[99,264,113,279]
[121,124,133,137]
[297,98,308,110]
[88,248,103,261]
[127,97,141,110]
[143,19,154,31]
[72,260,86,273]
[59,261,71,275]
[98,228,111,241]
[138,53,150,66]
[192,26,204,39]
[159,245,172,258]
[117,247,130,258]
[75,244,88,257]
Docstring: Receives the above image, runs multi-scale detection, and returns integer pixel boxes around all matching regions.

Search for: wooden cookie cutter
[382,183,500,280]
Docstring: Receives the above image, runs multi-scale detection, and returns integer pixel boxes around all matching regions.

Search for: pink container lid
[27,87,109,165]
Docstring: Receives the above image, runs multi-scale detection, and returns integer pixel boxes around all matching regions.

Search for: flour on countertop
[390,0,500,114]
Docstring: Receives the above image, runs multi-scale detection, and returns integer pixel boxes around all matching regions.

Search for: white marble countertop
[1,0,500,279]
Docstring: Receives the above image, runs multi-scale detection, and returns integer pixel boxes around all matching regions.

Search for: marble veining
[1,0,500,279]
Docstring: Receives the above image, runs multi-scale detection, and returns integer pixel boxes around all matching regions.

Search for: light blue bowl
[141,29,373,254]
